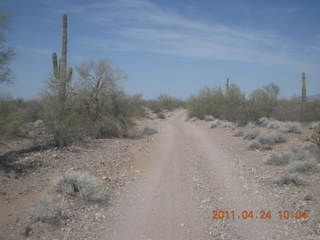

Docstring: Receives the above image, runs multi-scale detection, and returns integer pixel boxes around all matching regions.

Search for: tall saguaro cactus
[52,13,73,103]
[226,78,230,93]
[301,72,307,121]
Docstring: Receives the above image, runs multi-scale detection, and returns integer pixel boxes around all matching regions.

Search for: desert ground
[1,109,319,240]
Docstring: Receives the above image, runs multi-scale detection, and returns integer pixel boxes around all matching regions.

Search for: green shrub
[0,94,27,140]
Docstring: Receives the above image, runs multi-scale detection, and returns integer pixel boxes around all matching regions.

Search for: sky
[0,0,319,100]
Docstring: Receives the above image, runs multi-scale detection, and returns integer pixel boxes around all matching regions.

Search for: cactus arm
[302,72,306,103]
[52,52,59,79]
[67,67,73,82]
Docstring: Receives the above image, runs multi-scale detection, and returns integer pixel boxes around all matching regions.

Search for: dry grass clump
[141,127,157,136]
[258,117,270,127]
[287,159,320,174]
[243,129,261,140]
[222,121,233,128]
[247,132,287,150]
[53,170,106,202]
[279,122,303,134]
[247,140,272,150]
[264,142,320,167]
[266,120,282,129]
[308,122,320,130]
[233,128,244,137]
[157,112,166,119]
[204,115,214,121]
[29,195,67,223]
[123,126,141,139]
[264,153,290,166]
[221,121,236,130]
[275,173,306,186]
[210,120,219,128]
[258,132,287,145]
[259,117,302,134]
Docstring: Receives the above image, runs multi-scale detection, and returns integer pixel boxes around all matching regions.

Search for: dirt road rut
[104,110,299,240]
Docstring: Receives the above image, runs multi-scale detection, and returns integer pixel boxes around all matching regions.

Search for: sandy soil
[1,109,319,240]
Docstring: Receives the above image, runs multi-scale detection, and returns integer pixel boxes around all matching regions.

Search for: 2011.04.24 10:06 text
[212,210,308,220]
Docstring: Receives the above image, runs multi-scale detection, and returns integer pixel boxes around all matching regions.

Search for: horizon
[1,0,320,100]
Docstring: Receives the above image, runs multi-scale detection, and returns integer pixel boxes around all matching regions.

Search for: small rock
[304,194,313,201]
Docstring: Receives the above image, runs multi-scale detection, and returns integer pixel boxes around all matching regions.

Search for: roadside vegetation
[144,94,185,114]
[187,81,320,124]
[0,14,147,146]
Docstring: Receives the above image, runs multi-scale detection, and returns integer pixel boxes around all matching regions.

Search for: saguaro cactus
[226,78,230,93]
[52,13,73,103]
[301,72,307,121]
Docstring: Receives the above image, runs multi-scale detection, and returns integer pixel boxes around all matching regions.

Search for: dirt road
[104,110,296,240]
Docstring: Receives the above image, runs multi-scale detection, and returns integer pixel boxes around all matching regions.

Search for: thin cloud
[23,47,52,55]
[74,0,318,72]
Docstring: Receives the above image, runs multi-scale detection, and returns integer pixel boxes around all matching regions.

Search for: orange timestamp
[212,210,308,220]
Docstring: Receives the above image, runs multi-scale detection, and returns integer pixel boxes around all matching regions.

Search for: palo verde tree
[75,59,126,121]
[0,12,16,84]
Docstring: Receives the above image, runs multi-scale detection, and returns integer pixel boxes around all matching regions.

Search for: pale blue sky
[1,0,319,99]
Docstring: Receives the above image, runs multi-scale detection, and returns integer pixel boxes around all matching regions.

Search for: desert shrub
[0,94,28,140]
[258,117,269,127]
[285,143,320,162]
[233,129,244,137]
[210,120,219,128]
[222,121,234,129]
[29,195,66,223]
[53,170,105,202]
[24,99,44,122]
[257,132,287,145]
[265,142,320,166]
[306,129,320,150]
[287,159,320,174]
[204,115,214,121]
[303,142,320,161]
[309,122,320,130]
[96,115,132,139]
[187,87,225,120]
[304,100,320,122]
[145,94,184,113]
[188,82,320,124]
[157,94,185,111]
[266,120,282,129]
[247,140,272,150]
[157,112,166,119]
[141,127,157,136]
[246,122,257,128]
[146,100,162,113]
[243,129,261,140]
[275,173,306,186]
[123,125,141,139]
[278,122,302,134]
[263,153,290,166]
